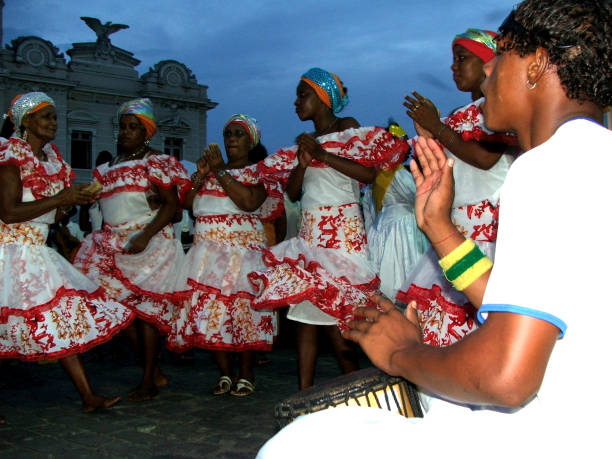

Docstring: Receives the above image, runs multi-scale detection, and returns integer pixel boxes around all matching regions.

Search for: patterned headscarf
[118,97,157,138]
[301,67,349,114]
[452,29,498,63]
[224,114,260,148]
[8,92,55,137]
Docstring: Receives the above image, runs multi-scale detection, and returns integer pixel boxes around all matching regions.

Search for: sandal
[230,378,255,397]
[212,376,232,395]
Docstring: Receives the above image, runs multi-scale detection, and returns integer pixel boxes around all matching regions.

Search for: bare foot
[154,366,168,388]
[82,395,121,413]
[128,385,159,402]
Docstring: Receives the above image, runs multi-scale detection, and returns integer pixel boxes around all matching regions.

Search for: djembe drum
[275,367,423,428]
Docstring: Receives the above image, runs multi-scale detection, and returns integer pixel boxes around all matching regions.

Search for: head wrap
[8,92,55,137]
[224,114,260,148]
[452,29,498,63]
[118,98,157,138]
[301,67,349,114]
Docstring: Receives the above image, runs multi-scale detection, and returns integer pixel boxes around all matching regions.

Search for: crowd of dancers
[1,0,611,456]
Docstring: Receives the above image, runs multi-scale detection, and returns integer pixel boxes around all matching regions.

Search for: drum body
[275,367,423,428]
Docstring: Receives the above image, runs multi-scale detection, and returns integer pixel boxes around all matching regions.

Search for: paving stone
[0,345,372,457]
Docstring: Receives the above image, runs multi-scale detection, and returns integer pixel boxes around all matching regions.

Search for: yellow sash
[372,164,404,214]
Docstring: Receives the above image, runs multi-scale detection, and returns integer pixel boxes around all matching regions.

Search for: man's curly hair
[498,0,611,107]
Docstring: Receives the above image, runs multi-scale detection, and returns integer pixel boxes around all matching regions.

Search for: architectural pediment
[7,36,66,68]
[141,60,198,88]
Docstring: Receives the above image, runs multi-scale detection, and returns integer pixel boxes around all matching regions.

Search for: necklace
[316,117,338,136]
[119,144,149,163]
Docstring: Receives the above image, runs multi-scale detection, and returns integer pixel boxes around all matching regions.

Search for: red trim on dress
[0,313,135,362]
[0,286,136,362]
[0,286,105,322]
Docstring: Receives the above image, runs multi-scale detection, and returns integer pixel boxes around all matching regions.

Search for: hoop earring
[526,80,537,90]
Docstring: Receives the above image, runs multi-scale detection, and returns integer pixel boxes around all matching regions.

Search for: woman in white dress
[248,68,408,389]
[0,92,134,412]
[73,98,190,401]
[397,29,518,346]
[168,114,280,396]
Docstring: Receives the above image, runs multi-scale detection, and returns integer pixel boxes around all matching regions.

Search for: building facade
[0,10,217,183]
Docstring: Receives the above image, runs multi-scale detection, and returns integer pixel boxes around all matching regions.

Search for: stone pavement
[0,334,372,459]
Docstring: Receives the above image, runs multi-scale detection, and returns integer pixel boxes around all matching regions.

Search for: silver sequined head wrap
[9,92,56,137]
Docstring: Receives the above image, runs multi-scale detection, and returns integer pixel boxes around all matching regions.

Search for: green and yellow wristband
[438,239,493,291]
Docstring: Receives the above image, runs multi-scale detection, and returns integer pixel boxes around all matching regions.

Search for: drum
[274,367,423,428]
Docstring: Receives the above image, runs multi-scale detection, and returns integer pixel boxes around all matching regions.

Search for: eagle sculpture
[80,17,129,48]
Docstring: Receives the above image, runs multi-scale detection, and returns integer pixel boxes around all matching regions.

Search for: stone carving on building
[142,60,198,88]
[11,36,65,68]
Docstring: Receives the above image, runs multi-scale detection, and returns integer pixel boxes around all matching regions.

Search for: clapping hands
[404,91,441,134]
[409,136,455,235]
[205,143,226,173]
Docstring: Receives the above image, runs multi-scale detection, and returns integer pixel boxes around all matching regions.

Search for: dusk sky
[4,0,516,153]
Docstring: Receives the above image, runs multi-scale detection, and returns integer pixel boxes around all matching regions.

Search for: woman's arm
[409,136,491,307]
[0,164,94,224]
[205,144,267,212]
[124,184,178,254]
[405,92,504,170]
[297,133,377,184]
[183,156,211,210]
[215,174,267,212]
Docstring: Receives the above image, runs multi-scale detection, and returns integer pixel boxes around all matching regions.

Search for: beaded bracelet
[435,124,457,151]
[435,124,447,139]
[438,238,492,291]
[190,172,204,191]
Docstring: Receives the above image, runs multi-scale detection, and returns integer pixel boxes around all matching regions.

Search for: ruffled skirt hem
[248,238,380,328]
[0,286,135,361]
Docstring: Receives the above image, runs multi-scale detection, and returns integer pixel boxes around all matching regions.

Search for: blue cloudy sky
[4,0,516,152]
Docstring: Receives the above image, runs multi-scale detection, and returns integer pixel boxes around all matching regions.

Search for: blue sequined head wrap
[301,67,349,114]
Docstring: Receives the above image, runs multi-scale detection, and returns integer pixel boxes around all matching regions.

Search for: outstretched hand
[404,91,441,133]
[409,136,455,234]
[342,295,421,376]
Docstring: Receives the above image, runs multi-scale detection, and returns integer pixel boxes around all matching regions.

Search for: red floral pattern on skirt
[249,202,379,329]
[167,211,277,352]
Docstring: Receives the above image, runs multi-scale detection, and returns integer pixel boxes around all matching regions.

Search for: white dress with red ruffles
[167,164,282,352]
[248,127,408,328]
[0,138,134,361]
[396,98,517,346]
[72,153,190,334]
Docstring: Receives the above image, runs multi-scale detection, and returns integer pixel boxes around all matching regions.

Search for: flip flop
[230,378,255,397]
[212,375,232,395]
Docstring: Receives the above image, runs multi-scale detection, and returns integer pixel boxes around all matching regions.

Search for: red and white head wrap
[452,29,498,63]
[224,114,260,148]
